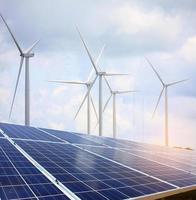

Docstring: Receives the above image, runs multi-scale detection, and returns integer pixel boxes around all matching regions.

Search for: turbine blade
[152,87,165,118]
[95,44,105,65]
[76,27,99,74]
[94,93,112,130]
[74,75,98,119]
[87,68,95,82]
[104,73,129,76]
[48,80,86,85]
[145,57,165,86]
[0,13,23,54]
[25,39,40,54]
[9,56,24,119]
[87,44,106,82]
[116,90,138,94]
[90,95,98,121]
[103,76,112,92]
[103,93,112,113]
[167,79,189,87]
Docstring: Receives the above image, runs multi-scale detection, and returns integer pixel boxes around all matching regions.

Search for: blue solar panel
[41,128,105,146]
[73,132,196,174]
[0,123,62,142]
[0,131,4,137]
[79,146,196,188]
[0,138,69,200]
[14,140,176,199]
[1,123,196,199]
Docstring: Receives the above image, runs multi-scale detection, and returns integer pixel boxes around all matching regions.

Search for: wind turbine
[0,13,39,126]
[98,78,136,138]
[48,45,105,134]
[76,28,128,136]
[145,57,188,146]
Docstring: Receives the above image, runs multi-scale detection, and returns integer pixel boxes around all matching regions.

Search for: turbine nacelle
[21,52,35,58]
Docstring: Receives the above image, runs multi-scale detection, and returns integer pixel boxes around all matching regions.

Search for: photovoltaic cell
[0,123,62,142]
[0,138,70,200]
[41,128,104,146]
[14,140,175,200]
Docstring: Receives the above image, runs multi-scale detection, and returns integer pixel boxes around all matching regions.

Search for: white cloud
[180,35,196,63]
[109,3,181,41]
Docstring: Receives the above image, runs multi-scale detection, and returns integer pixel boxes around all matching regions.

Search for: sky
[0,0,196,149]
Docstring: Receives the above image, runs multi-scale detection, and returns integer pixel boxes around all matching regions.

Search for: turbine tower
[145,58,188,146]
[100,79,136,138]
[0,14,39,126]
[76,28,128,136]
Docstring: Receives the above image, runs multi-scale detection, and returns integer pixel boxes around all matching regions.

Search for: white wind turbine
[0,14,39,126]
[145,58,188,146]
[48,46,105,134]
[97,78,137,138]
[76,28,128,136]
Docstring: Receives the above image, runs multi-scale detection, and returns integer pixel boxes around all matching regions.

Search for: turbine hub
[98,72,106,76]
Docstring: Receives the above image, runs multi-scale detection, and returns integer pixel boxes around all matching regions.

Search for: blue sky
[0,0,196,149]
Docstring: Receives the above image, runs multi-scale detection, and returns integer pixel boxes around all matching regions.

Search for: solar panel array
[0,122,196,200]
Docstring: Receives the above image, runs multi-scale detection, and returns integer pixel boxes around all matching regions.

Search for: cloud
[180,35,196,63]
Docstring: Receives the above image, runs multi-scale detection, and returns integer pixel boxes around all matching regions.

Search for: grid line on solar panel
[40,128,195,189]
[0,138,70,200]
[0,146,39,198]
[40,128,105,146]
[14,139,177,199]
[79,145,196,188]
[117,147,196,175]
[0,123,62,142]
[73,132,196,176]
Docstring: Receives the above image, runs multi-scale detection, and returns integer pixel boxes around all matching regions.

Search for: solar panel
[41,128,104,146]
[0,138,70,200]
[0,123,196,200]
[14,140,176,199]
[0,123,62,142]
[74,133,196,174]
[78,146,196,187]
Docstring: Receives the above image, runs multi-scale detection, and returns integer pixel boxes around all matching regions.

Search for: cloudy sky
[0,0,196,149]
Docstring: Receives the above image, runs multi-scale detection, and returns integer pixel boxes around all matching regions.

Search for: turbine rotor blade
[87,44,106,82]
[167,79,189,87]
[95,44,105,65]
[152,87,165,118]
[0,13,23,54]
[76,27,99,74]
[103,93,112,113]
[48,80,86,85]
[145,57,165,86]
[94,93,112,130]
[74,75,98,119]
[116,90,138,94]
[104,73,129,76]
[104,76,112,92]
[9,56,24,119]
[90,95,98,121]
[25,39,40,54]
